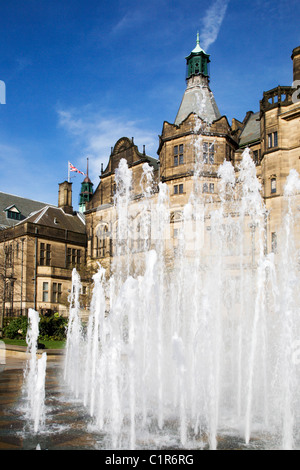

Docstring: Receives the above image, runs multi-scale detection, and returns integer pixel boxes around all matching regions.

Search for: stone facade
[84,44,300,273]
[1,42,299,327]
[0,183,87,325]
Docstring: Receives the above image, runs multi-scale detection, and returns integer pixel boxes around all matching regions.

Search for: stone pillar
[291,46,300,82]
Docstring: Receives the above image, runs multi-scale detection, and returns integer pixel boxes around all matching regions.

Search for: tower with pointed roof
[186,32,210,79]
[79,158,94,213]
[175,33,221,126]
[158,34,235,208]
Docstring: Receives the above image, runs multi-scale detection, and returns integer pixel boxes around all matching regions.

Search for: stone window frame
[42,282,49,302]
[174,183,184,195]
[203,142,215,164]
[173,144,184,166]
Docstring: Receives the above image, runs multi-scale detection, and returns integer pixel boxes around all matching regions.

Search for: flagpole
[68,161,70,183]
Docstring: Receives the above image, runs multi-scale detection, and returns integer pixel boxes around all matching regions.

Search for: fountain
[63,144,300,450]
[23,308,47,433]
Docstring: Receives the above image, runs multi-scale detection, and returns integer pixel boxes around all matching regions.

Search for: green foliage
[3,316,28,339]
[3,314,68,341]
[39,315,68,341]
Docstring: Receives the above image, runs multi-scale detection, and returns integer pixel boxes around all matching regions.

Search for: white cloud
[57,107,158,182]
[111,10,145,35]
[200,0,230,51]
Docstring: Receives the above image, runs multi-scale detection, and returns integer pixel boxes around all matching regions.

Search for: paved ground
[0,352,276,451]
[0,354,100,450]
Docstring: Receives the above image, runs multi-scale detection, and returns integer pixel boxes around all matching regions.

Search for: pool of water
[0,357,294,451]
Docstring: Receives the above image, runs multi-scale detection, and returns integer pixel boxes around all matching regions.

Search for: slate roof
[22,205,86,233]
[239,112,261,147]
[0,192,50,230]
[175,80,221,126]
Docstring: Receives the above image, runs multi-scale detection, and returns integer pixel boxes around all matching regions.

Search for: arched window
[95,224,109,258]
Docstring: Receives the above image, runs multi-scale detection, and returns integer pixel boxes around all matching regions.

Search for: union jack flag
[69,162,85,175]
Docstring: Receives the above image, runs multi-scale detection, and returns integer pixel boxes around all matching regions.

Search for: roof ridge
[0,191,53,205]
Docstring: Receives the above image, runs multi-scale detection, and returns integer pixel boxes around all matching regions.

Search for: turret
[174,33,221,126]
[79,158,94,213]
[185,32,210,80]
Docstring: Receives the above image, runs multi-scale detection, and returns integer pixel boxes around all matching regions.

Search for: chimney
[291,46,300,82]
[58,181,73,215]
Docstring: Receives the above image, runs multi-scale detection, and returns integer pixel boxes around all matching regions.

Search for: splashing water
[23,309,47,433]
[64,152,300,450]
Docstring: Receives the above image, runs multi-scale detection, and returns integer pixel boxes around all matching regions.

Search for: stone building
[0,182,87,327]
[85,136,159,274]
[84,39,300,272]
[1,38,299,329]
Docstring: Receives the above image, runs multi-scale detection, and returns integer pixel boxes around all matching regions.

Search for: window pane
[57,283,62,302]
[43,282,49,302]
[271,178,276,193]
[203,142,208,163]
[40,243,45,265]
[179,154,184,165]
[179,184,183,194]
[174,155,178,166]
[67,248,71,265]
[273,131,278,147]
[174,185,178,194]
[209,143,214,164]
[174,146,178,156]
[268,134,272,148]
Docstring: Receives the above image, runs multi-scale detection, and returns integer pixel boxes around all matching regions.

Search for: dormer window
[4,205,22,221]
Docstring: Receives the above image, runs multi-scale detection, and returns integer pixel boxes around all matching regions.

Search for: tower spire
[79,157,94,213]
[174,35,221,126]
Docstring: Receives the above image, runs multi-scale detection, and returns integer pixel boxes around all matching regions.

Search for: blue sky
[0,0,299,208]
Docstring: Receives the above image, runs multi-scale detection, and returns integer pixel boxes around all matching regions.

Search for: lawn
[1,338,66,350]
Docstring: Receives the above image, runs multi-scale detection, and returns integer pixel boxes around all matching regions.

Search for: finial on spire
[86,157,89,177]
[196,31,200,46]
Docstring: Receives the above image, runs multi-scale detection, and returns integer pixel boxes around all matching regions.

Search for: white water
[63,148,300,450]
[23,308,47,433]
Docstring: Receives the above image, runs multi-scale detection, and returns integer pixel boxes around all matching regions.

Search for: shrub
[3,316,28,339]
[39,314,68,341]
[3,314,68,341]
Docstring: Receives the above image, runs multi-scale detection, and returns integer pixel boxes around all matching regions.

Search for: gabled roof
[239,112,261,147]
[0,192,50,230]
[102,137,159,176]
[20,205,86,233]
[4,204,21,213]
